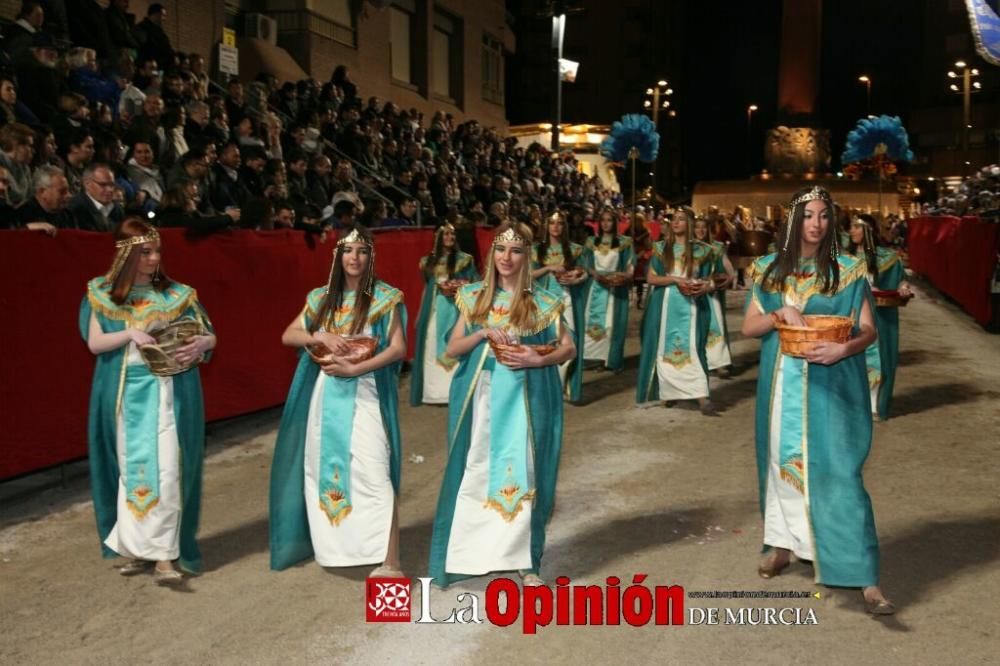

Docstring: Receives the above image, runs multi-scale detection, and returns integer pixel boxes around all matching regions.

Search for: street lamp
[550,13,567,151]
[644,80,674,194]
[858,75,871,115]
[746,105,759,174]
[946,61,981,176]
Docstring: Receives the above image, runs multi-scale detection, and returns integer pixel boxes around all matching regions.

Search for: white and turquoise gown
[636,240,714,403]
[429,282,566,587]
[269,281,406,570]
[704,240,733,371]
[532,242,589,402]
[582,234,634,371]
[410,251,479,405]
[79,278,213,574]
[747,254,880,586]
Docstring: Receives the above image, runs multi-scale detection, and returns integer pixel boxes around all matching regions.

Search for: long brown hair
[423,224,458,279]
[762,186,840,294]
[663,206,696,278]
[109,217,171,305]
[469,221,539,332]
[310,225,375,335]
[594,207,620,249]
[847,213,879,281]
[538,211,576,270]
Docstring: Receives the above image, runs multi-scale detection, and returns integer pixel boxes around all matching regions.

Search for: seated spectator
[166,148,212,211]
[210,141,250,212]
[0,164,16,225]
[285,149,310,212]
[30,125,64,172]
[125,138,164,206]
[3,1,45,63]
[0,122,35,207]
[67,47,120,112]
[15,165,73,231]
[155,183,238,233]
[159,105,189,169]
[382,197,418,227]
[330,199,356,229]
[0,75,18,127]
[125,93,165,154]
[306,154,332,210]
[184,100,211,147]
[360,199,388,228]
[62,127,95,195]
[272,200,295,229]
[13,31,62,123]
[68,163,124,231]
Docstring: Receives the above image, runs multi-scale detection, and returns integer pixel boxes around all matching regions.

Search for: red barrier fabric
[906,216,999,326]
[0,227,436,479]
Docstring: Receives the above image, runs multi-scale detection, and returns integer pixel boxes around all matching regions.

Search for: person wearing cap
[13,30,61,123]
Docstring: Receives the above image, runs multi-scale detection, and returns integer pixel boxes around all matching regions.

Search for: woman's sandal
[153,568,184,587]
[519,571,544,586]
[757,555,790,579]
[118,559,152,576]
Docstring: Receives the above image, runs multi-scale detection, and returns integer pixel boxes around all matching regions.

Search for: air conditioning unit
[244,13,278,46]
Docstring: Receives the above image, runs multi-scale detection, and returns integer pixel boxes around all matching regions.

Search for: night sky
[506,1,957,195]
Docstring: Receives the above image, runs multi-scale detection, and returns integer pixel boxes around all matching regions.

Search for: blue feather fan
[841,115,915,165]
[600,114,660,163]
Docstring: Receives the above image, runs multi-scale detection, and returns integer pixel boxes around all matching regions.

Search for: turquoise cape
[79,277,213,574]
[583,235,635,371]
[532,242,590,402]
[428,281,566,588]
[863,247,905,420]
[747,253,880,587]
[410,251,479,406]
[635,240,713,403]
[269,280,407,571]
[706,240,733,365]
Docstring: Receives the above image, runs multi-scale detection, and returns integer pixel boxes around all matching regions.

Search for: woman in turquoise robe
[411,223,480,406]
[531,211,589,402]
[636,207,716,414]
[847,214,911,421]
[80,219,216,585]
[741,186,894,614]
[269,226,408,577]
[693,216,736,375]
[582,208,634,372]
[429,222,575,588]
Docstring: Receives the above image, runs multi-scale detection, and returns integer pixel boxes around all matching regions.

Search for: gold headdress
[106,229,161,282]
[782,186,836,255]
[332,227,376,295]
[492,225,527,247]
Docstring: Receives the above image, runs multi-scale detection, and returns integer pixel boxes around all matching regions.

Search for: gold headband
[106,230,161,282]
[852,215,874,228]
[493,226,527,246]
[115,230,160,249]
[336,227,373,248]
[788,186,832,210]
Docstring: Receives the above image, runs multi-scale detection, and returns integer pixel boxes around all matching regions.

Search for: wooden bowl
[139,318,206,376]
[306,335,379,364]
[438,279,468,298]
[873,289,912,308]
[488,339,557,366]
[774,315,853,358]
[602,272,631,288]
[556,268,586,285]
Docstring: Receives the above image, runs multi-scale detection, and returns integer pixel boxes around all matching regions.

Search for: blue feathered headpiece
[600,114,660,163]
[841,115,915,165]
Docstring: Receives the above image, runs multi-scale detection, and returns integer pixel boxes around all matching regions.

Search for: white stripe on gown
[557,286,574,387]
[583,248,619,363]
[303,327,393,567]
[445,366,534,575]
[420,292,455,404]
[654,266,709,400]
[104,343,182,561]
[762,294,813,560]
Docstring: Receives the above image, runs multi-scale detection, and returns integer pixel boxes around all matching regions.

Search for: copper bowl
[438,279,468,298]
[873,289,912,308]
[488,340,557,366]
[556,268,586,285]
[735,230,774,257]
[602,272,631,288]
[306,335,379,364]
[774,315,853,358]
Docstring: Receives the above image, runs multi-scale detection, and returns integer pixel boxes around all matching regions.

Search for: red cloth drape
[906,216,998,326]
[0,227,436,479]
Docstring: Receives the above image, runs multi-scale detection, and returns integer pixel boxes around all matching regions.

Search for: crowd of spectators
[0,0,620,241]
[924,165,1000,220]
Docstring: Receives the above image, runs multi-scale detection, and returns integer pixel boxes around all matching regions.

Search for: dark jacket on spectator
[15,198,78,228]
[210,163,250,212]
[68,191,124,231]
[2,21,35,62]
[69,0,114,60]
[106,5,139,55]
[306,170,331,210]
[135,17,173,71]
[14,52,63,123]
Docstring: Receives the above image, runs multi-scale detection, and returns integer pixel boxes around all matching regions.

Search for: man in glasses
[69,163,124,231]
